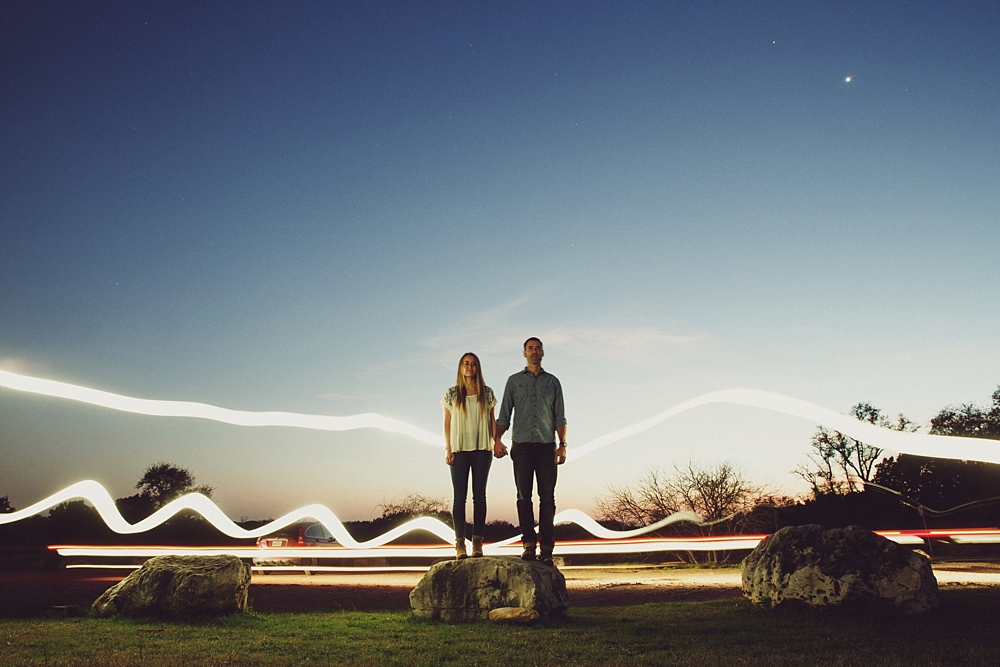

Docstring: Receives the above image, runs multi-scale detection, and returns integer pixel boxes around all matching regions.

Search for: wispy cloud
[420,292,709,367]
[540,326,708,360]
[420,292,539,352]
[344,291,710,383]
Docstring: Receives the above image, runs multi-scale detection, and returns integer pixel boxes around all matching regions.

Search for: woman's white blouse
[441,386,496,452]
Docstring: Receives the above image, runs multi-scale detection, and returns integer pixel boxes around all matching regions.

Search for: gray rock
[410,556,569,623]
[741,524,938,613]
[92,555,251,619]
[489,607,540,623]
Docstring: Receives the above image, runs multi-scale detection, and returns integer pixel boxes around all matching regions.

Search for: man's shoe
[521,544,537,561]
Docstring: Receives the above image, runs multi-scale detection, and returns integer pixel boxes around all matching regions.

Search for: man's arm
[489,394,506,459]
[494,377,514,458]
[555,424,567,464]
[553,379,567,464]
[493,424,508,458]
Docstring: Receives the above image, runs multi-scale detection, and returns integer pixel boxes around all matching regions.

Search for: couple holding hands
[441,337,567,566]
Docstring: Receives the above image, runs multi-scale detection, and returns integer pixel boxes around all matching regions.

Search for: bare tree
[0,495,14,514]
[668,460,761,522]
[376,492,450,520]
[596,461,764,530]
[794,402,916,497]
[596,468,680,529]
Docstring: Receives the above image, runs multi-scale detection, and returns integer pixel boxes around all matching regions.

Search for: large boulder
[410,556,569,623]
[741,524,938,613]
[92,555,251,619]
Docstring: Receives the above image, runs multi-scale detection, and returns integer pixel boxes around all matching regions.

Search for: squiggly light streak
[14,480,984,567]
[0,480,460,548]
[0,369,442,446]
[0,480,715,549]
[2,370,996,463]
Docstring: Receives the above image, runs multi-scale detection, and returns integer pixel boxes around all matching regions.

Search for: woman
[441,352,497,559]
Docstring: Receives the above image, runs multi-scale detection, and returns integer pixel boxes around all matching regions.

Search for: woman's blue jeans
[451,449,492,542]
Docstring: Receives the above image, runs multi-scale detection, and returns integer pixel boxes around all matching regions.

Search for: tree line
[3,387,999,550]
[597,386,1000,534]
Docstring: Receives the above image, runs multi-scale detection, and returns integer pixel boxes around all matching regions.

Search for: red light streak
[51,527,1000,568]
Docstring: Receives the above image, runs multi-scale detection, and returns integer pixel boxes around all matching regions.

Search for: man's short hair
[523,337,543,350]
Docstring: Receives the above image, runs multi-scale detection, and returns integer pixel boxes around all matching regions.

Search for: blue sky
[2,1,998,522]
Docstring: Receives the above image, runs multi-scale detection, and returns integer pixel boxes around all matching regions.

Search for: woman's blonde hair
[454,352,488,419]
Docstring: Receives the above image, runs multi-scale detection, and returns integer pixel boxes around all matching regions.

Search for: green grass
[2,589,999,666]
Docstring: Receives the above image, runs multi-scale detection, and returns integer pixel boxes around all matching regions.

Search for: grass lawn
[2,588,998,666]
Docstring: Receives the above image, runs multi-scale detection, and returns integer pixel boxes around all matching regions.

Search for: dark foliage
[115,493,156,524]
[929,386,1000,439]
[133,462,213,510]
[873,454,1000,523]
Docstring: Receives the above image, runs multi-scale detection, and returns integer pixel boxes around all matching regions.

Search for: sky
[2,1,999,524]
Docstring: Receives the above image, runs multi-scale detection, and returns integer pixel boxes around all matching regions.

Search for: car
[253,522,338,573]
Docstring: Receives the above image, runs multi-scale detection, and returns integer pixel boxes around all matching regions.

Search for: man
[494,337,567,565]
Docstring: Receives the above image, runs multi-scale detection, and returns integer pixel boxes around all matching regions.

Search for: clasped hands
[493,440,508,459]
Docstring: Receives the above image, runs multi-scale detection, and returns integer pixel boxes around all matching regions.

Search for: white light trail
[0,369,442,446]
[12,480,998,562]
[0,480,455,548]
[2,369,997,463]
[0,480,713,548]
[571,388,1000,463]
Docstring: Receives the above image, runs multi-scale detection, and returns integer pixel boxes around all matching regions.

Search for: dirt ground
[1,562,997,617]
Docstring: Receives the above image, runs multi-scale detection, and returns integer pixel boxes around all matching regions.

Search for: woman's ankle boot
[455,540,468,560]
[472,536,484,558]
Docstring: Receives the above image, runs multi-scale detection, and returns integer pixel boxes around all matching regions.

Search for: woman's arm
[443,406,454,465]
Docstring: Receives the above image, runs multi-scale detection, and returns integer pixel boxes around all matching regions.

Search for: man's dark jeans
[450,449,492,542]
[510,441,557,551]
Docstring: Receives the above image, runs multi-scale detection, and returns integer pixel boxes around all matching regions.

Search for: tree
[116,463,214,521]
[795,402,916,497]
[376,492,450,521]
[135,462,213,509]
[46,500,109,540]
[671,461,762,523]
[873,454,1000,526]
[0,495,14,513]
[596,461,764,530]
[929,386,1000,440]
[596,467,679,529]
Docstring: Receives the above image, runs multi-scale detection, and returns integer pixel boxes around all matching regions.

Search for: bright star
[845,76,852,83]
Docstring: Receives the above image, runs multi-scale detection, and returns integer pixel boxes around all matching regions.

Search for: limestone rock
[489,607,540,624]
[410,556,569,623]
[741,524,938,613]
[92,555,251,619]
